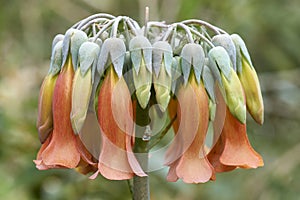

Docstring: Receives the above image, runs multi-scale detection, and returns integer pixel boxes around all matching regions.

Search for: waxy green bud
[153,41,173,111]
[231,34,264,124]
[129,36,152,109]
[238,58,264,124]
[71,42,100,134]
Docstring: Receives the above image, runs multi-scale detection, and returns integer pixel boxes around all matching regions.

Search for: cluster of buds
[35,13,264,183]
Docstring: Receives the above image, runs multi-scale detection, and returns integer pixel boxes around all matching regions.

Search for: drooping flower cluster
[35,14,264,183]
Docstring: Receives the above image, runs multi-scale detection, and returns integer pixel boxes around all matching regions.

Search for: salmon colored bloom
[34,57,97,172]
[208,85,264,171]
[91,67,146,180]
[165,75,214,183]
[35,15,264,190]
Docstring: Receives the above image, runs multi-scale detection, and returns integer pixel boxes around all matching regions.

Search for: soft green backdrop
[0,0,299,199]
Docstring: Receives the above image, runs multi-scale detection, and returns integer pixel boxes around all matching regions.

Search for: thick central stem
[133,102,150,200]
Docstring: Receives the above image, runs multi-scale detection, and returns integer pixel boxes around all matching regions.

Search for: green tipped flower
[152,41,173,111]
[231,34,264,124]
[71,41,100,134]
[239,58,264,124]
[208,46,246,124]
[37,40,63,143]
[129,36,152,109]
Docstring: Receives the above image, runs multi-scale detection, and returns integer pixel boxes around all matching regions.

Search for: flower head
[35,15,264,187]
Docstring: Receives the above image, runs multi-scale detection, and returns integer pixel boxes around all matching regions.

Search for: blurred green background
[0,0,299,199]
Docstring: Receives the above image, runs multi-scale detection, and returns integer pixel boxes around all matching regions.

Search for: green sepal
[181,43,205,85]
[48,41,63,76]
[129,36,152,74]
[78,42,100,78]
[202,65,216,103]
[51,34,64,51]
[171,56,182,95]
[212,34,237,71]
[152,41,173,77]
[61,28,88,70]
[97,38,126,78]
[231,34,253,73]
[208,46,232,81]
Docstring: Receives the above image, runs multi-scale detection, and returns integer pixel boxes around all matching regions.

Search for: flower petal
[220,106,264,168]
[96,67,145,180]
[41,57,81,168]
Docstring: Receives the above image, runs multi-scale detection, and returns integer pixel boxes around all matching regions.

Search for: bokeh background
[0,0,299,199]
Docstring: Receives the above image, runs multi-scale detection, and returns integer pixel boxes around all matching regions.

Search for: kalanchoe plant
[35,12,264,200]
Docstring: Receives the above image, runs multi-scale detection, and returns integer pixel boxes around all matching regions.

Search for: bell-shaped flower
[152,41,173,111]
[208,46,246,124]
[92,38,146,180]
[71,41,100,134]
[129,36,152,109]
[92,67,146,180]
[34,56,96,170]
[231,34,264,124]
[37,40,63,143]
[165,74,214,183]
[208,85,264,170]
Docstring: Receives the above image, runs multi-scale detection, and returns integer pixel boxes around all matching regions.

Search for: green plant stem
[133,103,150,200]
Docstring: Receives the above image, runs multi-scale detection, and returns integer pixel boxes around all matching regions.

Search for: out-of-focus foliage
[0,0,299,199]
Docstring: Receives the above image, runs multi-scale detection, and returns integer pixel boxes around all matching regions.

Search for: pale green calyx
[212,34,237,71]
[51,34,64,51]
[231,34,253,73]
[129,36,152,74]
[202,65,215,103]
[49,41,63,76]
[181,43,205,85]
[61,28,88,70]
[152,41,173,77]
[97,38,126,78]
[78,41,100,79]
[208,46,232,83]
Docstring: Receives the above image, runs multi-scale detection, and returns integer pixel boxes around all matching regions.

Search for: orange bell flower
[165,75,214,183]
[208,84,264,171]
[34,57,97,171]
[91,67,146,180]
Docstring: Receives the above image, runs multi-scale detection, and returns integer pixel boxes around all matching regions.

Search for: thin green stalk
[133,103,150,200]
